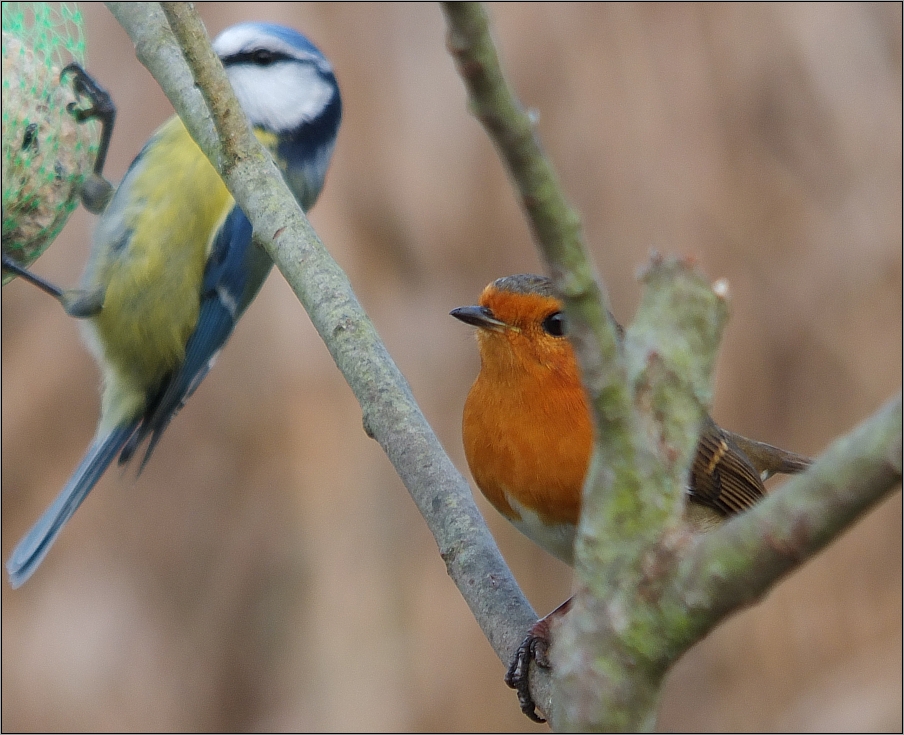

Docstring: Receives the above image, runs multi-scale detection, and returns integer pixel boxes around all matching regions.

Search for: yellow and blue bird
[6,22,342,588]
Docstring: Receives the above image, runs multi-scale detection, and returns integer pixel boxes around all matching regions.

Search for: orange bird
[451,273,811,722]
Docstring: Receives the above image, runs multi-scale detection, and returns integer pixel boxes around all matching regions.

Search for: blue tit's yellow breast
[91,116,234,404]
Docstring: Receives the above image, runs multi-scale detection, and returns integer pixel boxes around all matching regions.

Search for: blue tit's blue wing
[118,206,270,470]
[6,424,137,588]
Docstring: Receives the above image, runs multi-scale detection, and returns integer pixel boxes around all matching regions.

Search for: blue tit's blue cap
[248,23,325,57]
[213,22,333,73]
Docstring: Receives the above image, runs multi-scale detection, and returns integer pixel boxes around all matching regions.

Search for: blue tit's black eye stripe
[221,49,294,67]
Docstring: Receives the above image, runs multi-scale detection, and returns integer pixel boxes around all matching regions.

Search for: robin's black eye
[541,311,566,337]
[252,49,276,66]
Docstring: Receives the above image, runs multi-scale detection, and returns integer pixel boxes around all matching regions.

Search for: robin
[451,273,811,722]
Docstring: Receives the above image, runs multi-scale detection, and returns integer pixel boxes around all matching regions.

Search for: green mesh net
[2,2,100,284]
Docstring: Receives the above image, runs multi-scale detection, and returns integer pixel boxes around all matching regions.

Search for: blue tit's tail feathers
[6,424,137,588]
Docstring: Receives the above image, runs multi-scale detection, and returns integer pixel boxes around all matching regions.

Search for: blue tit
[6,22,342,588]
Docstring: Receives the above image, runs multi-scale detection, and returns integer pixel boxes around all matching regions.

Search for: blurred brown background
[2,2,901,731]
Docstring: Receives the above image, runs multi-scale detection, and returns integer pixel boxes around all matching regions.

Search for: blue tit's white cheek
[226,63,335,132]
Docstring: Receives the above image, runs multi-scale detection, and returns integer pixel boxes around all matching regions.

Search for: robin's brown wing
[690,417,766,516]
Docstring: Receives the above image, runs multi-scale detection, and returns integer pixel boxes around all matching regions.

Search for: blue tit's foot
[60,63,116,214]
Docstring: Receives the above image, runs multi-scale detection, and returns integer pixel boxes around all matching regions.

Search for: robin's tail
[724,431,812,480]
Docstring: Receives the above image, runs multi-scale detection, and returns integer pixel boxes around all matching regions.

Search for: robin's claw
[505,630,550,723]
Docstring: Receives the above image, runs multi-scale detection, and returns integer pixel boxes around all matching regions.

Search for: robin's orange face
[474,282,581,388]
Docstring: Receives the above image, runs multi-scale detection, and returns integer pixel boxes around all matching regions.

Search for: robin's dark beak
[450,305,508,330]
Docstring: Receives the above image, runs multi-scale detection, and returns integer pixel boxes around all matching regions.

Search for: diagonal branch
[105,0,544,703]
